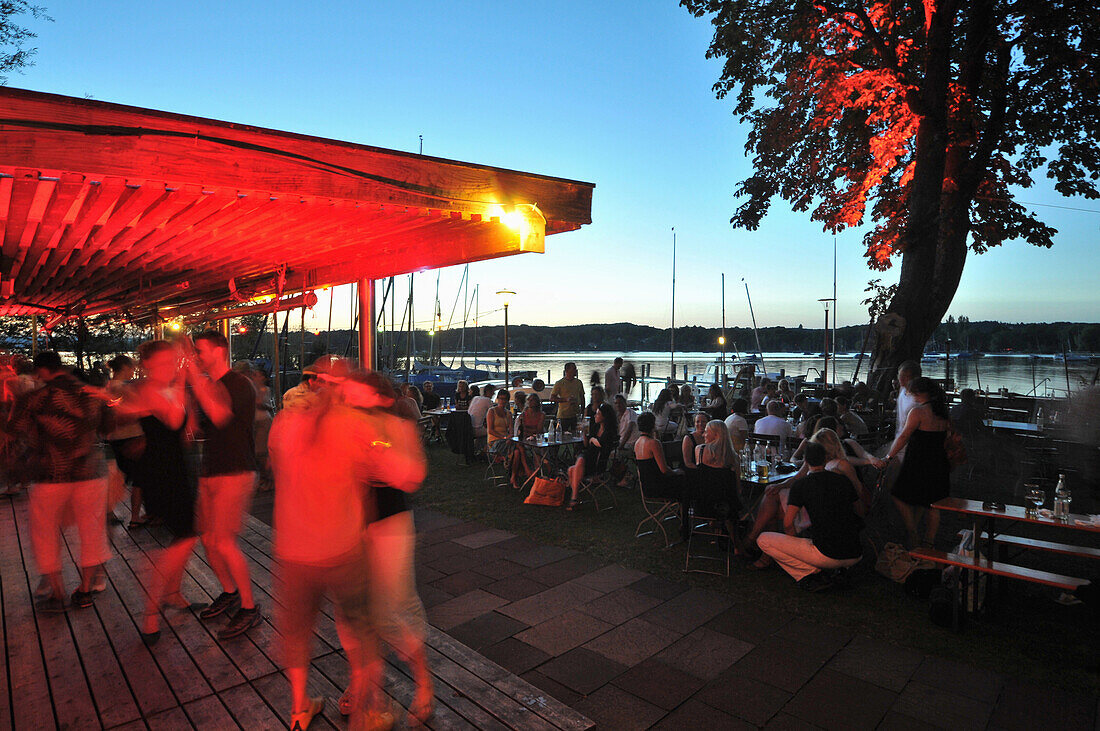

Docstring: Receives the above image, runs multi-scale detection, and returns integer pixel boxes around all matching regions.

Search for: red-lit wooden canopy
[0,88,593,324]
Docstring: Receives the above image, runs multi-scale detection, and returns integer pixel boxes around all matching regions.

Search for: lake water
[450,351,1098,399]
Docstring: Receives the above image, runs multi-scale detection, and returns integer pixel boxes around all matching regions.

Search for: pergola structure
[0,87,593,364]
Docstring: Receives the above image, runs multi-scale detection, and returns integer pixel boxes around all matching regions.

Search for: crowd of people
[1,339,432,730]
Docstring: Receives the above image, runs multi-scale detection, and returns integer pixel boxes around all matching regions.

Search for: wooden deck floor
[0,491,592,730]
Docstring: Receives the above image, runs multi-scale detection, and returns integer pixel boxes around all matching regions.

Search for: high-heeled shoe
[141,612,161,646]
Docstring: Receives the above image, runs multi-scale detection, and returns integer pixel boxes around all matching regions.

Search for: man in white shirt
[724,397,750,448]
[612,394,639,449]
[750,377,771,413]
[467,383,495,437]
[753,401,794,439]
[604,357,624,399]
[894,361,921,437]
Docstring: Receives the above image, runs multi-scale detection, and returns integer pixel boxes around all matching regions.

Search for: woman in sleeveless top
[692,420,742,538]
[119,340,199,644]
[886,377,952,548]
[681,412,708,469]
[634,411,687,505]
[567,403,618,510]
[511,394,546,489]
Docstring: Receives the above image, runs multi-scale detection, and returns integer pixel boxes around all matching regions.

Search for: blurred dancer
[269,366,425,731]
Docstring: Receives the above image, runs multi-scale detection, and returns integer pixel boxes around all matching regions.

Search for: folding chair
[577,468,616,512]
[636,475,682,548]
[484,439,513,487]
[684,465,739,576]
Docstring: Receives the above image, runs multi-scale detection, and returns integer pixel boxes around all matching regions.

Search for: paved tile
[482,575,549,602]
[480,637,551,676]
[525,553,607,587]
[652,699,752,730]
[705,603,795,644]
[582,617,682,667]
[471,558,527,580]
[874,711,940,730]
[640,587,734,635]
[415,583,453,609]
[891,680,993,730]
[579,587,663,625]
[416,540,466,564]
[573,564,650,593]
[521,669,583,707]
[698,671,791,726]
[572,683,667,731]
[425,590,508,631]
[764,712,822,729]
[728,636,828,694]
[496,580,604,625]
[495,535,542,554]
[412,565,446,584]
[783,668,895,730]
[776,617,853,658]
[447,611,528,651]
[516,612,613,656]
[466,544,513,563]
[909,655,1003,705]
[509,544,579,568]
[413,509,464,532]
[611,658,706,710]
[986,677,1096,731]
[419,521,486,544]
[627,574,689,601]
[426,550,485,575]
[452,527,516,549]
[827,635,923,693]
[655,626,753,680]
[430,569,494,596]
[538,647,628,695]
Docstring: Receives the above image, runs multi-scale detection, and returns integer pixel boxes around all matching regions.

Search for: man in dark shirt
[757,442,865,591]
[188,331,260,638]
[421,381,442,410]
[5,352,111,612]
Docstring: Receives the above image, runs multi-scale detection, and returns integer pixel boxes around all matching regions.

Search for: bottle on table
[1053,474,1070,521]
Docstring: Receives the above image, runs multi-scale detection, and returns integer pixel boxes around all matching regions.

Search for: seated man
[753,400,794,439]
[836,394,868,436]
[421,381,442,410]
[467,384,495,437]
[749,377,770,413]
[757,442,865,591]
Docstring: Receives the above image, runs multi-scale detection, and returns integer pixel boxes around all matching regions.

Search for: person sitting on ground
[467,383,495,437]
[757,441,865,591]
[703,383,729,420]
[453,380,472,411]
[485,389,512,460]
[750,377,771,413]
[777,379,796,404]
[420,381,442,410]
[724,397,750,451]
[836,394,868,436]
[567,402,619,511]
[651,387,678,435]
[510,393,546,489]
[682,412,708,469]
[754,400,794,439]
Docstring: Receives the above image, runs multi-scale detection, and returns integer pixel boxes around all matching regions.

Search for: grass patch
[413,444,1098,695]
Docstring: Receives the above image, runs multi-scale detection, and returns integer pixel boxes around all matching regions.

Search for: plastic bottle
[1053,474,1070,520]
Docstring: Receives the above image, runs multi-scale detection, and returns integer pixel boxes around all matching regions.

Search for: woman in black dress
[567,402,618,511]
[886,377,951,548]
[121,340,199,643]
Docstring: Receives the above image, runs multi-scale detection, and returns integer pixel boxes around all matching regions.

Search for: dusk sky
[17,2,1100,336]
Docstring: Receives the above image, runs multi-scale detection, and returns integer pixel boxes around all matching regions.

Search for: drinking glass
[1024,485,1045,516]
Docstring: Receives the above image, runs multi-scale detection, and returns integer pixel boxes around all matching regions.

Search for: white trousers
[757,532,860,582]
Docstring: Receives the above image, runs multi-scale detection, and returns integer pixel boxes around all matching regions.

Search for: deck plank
[9,497,99,730]
[0,498,56,731]
[181,695,240,729]
[218,681,286,730]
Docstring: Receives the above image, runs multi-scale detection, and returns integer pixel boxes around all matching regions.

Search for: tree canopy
[0,2,49,84]
[682,0,1100,385]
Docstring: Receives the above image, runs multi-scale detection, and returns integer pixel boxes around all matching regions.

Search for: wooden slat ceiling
[0,88,594,322]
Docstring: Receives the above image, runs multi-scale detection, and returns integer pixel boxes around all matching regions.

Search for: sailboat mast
[473,285,479,368]
[743,278,767,377]
[670,227,676,380]
[432,271,441,364]
[721,273,726,387]
[833,235,838,377]
[405,274,413,382]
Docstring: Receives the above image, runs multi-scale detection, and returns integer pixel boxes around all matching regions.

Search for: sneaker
[290,696,324,731]
[218,605,261,639]
[796,573,831,592]
[70,589,95,609]
[199,590,239,620]
[35,596,66,613]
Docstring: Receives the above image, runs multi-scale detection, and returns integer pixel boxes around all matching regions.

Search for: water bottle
[555,420,563,443]
[753,443,766,479]
[1053,474,1070,521]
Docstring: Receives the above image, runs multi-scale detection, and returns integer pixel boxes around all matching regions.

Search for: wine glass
[1025,486,1045,516]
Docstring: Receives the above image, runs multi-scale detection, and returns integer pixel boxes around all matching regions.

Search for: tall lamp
[497,289,516,386]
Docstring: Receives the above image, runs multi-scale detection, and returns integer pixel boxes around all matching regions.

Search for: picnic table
[983,419,1043,434]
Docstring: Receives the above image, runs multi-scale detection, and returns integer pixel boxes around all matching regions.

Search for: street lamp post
[497,289,515,386]
[818,298,831,386]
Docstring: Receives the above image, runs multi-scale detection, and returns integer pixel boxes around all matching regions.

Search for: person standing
[188,331,261,639]
[551,363,585,432]
[604,357,624,399]
[4,352,111,612]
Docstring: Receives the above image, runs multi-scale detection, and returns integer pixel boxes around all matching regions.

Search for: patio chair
[576,450,617,512]
[684,465,740,576]
[635,471,682,549]
[484,439,513,487]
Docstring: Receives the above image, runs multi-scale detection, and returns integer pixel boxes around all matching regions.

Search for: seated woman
[513,391,527,421]
[677,384,695,410]
[567,403,619,511]
[485,389,513,461]
[724,398,750,451]
[453,380,472,411]
[692,419,742,540]
[396,383,423,421]
[651,388,678,436]
[510,394,546,489]
[703,384,728,420]
[793,416,884,469]
[634,412,689,536]
[777,379,796,404]
[742,427,869,566]
[681,413,708,469]
[585,385,607,422]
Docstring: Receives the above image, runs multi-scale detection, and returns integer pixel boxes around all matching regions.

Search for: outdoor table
[510,435,585,490]
[983,419,1042,434]
[739,463,800,513]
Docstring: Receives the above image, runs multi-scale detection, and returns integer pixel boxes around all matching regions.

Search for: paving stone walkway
[410,509,1099,731]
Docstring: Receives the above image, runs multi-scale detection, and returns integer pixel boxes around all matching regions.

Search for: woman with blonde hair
[691,420,741,544]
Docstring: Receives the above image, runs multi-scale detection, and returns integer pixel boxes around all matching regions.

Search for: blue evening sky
[16,2,1100,334]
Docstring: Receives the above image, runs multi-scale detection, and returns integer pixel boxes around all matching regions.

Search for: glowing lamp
[237,326,248,334]
[169,321,182,332]
[718,336,726,346]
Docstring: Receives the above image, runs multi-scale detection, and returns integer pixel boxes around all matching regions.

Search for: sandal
[290,697,324,731]
[339,688,356,716]
[565,499,580,512]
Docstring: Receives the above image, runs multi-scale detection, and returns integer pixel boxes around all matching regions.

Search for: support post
[272,308,281,409]
[358,278,376,369]
[31,315,38,358]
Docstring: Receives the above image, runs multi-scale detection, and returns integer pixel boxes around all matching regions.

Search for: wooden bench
[909,547,1089,592]
[990,534,1100,561]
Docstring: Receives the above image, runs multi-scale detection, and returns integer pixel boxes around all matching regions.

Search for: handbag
[874,541,922,583]
[524,476,566,507]
[944,424,967,468]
